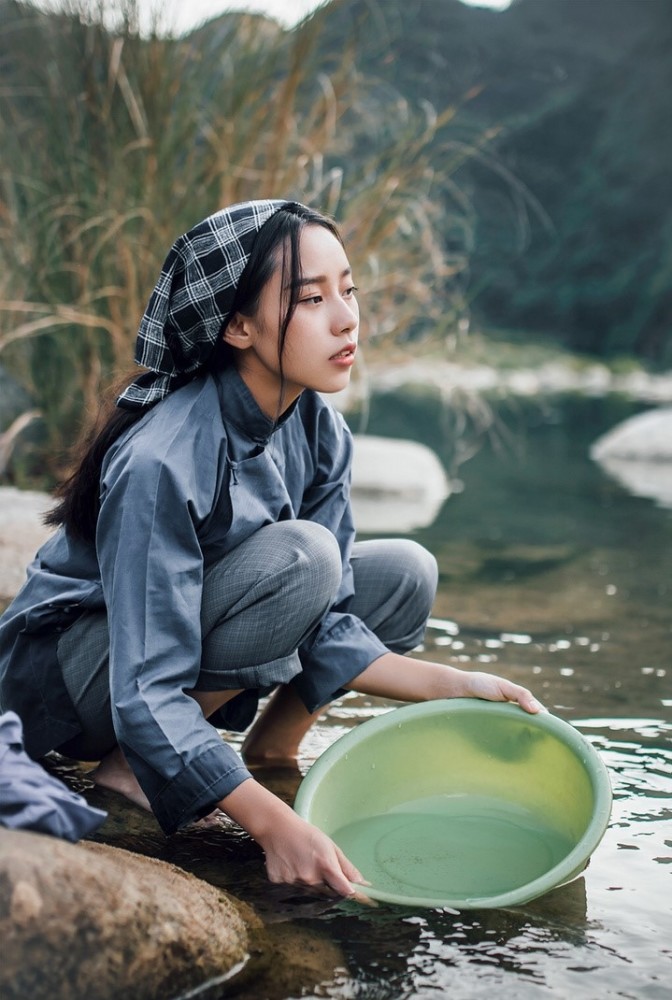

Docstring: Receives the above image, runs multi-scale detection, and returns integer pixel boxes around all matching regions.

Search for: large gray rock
[590,407,672,508]
[351,434,450,533]
[591,407,672,462]
[0,828,254,1000]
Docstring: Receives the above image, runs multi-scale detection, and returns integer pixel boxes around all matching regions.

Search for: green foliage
[322,0,671,365]
[0,0,470,479]
[487,0,672,363]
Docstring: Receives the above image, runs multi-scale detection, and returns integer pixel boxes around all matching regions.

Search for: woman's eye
[344,285,359,297]
[300,294,323,304]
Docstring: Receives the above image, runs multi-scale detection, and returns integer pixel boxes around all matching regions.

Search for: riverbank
[338,334,672,408]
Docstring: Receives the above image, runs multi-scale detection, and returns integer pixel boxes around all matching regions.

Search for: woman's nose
[331,297,358,334]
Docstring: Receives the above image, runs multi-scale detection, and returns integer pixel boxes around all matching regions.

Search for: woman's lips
[330,343,357,364]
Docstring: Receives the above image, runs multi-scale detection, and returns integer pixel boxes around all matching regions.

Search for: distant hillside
[2,0,669,367]
[313,0,672,363]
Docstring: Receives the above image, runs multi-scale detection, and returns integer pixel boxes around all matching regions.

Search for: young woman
[0,200,542,897]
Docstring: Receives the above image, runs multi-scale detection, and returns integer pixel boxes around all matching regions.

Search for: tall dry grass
[0,0,472,482]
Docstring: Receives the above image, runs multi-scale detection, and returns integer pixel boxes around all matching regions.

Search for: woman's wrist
[217,776,299,846]
[348,652,467,702]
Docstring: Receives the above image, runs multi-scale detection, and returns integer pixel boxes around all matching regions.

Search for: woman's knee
[355,538,437,608]
[201,520,343,643]
[387,541,438,621]
[401,540,438,603]
[265,520,343,607]
[349,538,437,649]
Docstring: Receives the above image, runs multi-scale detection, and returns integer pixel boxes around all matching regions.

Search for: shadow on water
[52,392,671,999]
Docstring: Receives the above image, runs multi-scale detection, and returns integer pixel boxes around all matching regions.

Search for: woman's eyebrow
[291,267,352,288]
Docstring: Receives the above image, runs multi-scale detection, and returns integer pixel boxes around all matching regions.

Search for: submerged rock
[0,828,254,1000]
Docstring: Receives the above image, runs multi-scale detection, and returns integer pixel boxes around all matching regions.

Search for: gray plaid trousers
[57,521,438,758]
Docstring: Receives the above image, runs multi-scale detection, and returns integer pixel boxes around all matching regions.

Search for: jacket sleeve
[294,406,388,711]
[96,422,251,834]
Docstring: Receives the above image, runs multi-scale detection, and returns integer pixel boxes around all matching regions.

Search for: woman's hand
[456,670,545,714]
[220,777,368,899]
[259,811,365,896]
[347,652,544,714]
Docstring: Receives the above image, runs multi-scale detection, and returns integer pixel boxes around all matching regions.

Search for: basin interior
[296,702,604,906]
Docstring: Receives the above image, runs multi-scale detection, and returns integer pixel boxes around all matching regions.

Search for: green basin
[294,700,612,908]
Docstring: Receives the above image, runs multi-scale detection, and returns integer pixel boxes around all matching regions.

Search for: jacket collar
[214,366,299,444]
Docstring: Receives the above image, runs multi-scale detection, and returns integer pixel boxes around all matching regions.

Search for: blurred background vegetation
[0,0,669,484]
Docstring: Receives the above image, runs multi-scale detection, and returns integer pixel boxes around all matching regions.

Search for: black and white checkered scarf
[117,199,289,410]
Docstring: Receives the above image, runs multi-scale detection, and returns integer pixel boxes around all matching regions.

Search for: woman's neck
[234,358,303,421]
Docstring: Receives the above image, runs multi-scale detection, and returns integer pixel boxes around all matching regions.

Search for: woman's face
[225,224,359,417]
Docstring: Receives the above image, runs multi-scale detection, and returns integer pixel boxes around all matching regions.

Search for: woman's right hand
[220,777,366,898]
[259,811,365,896]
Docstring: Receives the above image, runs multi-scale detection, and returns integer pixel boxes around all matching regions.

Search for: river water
[51,389,672,998]
[263,390,670,1000]
[298,390,671,1000]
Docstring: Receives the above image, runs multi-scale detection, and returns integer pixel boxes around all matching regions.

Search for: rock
[0,828,254,1000]
[351,434,450,533]
[0,487,54,603]
[239,922,350,1000]
[11,758,353,1000]
[590,407,672,508]
[590,407,672,462]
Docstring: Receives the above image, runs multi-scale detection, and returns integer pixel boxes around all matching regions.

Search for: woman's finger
[334,844,369,885]
[509,684,546,713]
[320,866,360,898]
[348,888,378,907]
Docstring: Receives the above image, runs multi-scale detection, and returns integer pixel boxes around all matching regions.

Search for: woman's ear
[222,312,253,351]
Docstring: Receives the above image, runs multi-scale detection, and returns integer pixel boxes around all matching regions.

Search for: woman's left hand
[349,653,545,714]
[459,671,545,714]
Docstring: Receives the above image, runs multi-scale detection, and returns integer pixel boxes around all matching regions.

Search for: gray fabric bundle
[0,711,107,842]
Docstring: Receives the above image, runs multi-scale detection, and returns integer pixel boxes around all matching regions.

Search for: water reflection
[592,456,672,509]
[296,876,590,998]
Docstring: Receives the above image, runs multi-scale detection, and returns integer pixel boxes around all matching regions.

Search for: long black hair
[45,202,342,542]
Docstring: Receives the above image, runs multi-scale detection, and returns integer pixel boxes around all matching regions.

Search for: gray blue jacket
[0,367,386,832]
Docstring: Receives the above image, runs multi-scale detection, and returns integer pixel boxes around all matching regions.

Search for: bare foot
[92,745,227,828]
[92,746,152,811]
[239,683,325,766]
[241,741,300,767]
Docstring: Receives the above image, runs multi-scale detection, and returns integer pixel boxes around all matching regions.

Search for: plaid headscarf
[117,199,289,410]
